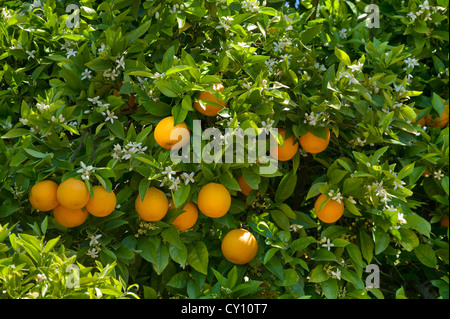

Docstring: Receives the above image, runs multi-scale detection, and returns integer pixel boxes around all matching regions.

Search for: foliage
[0,0,448,299]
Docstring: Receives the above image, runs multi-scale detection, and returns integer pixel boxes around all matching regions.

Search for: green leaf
[359,230,374,263]
[334,47,351,66]
[43,236,60,254]
[2,128,30,139]
[321,278,338,299]
[218,173,241,192]
[187,241,209,275]
[414,244,437,268]
[309,266,329,283]
[346,243,365,268]
[398,228,419,252]
[275,171,297,203]
[432,92,445,117]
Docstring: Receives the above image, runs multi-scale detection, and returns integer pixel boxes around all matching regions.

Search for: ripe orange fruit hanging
[440,216,449,228]
[314,194,344,224]
[269,128,299,161]
[197,182,231,218]
[85,186,117,217]
[53,205,88,228]
[430,104,449,129]
[56,178,90,209]
[135,187,169,222]
[194,84,227,116]
[171,201,199,231]
[237,175,257,196]
[29,180,60,212]
[221,229,258,264]
[154,116,190,150]
[299,127,331,154]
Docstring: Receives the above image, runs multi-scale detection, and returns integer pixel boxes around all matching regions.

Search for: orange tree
[0,0,448,299]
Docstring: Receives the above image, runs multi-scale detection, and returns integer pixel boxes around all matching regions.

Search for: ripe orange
[197,183,231,218]
[29,180,60,211]
[430,104,449,129]
[299,127,331,154]
[52,205,88,228]
[221,229,258,264]
[171,201,199,231]
[440,216,449,228]
[85,186,117,217]
[194,84,227,116]
[56,178,90,209]
[154,116,190,150]
[135,187,169,222]
[237,175,257,196]
[314,194,344,224]
[269,128,299,161]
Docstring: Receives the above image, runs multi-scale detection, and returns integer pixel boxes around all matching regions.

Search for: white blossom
[434,169,444,181]
[181,172,195,185]
[321,238,335,251]
[66,48,77,59]
[162,166,176,180]
[86,248,99,258]
[81,68,92,80]
[330,268,341,280]
[404,57,419,69]
[26,50,36,60]
[77,161,95,181]
[339,29,348,39]
[102,109,118,124]
[88,234,102,246]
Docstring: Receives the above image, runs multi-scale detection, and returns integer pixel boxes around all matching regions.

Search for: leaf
[165,65,195,76]
[2,128,30,139]
[359,230,374,264]
[334,47,351,66]
[43,236,60,254]
[398,228,419,252]
[414,244,437,268]
[128,20,152,44]
[309,266,329,283]
[432,92,445,117]
[218,173,241,192]
[346,243,365,268]
[187,241,209,275]
[275,171,297,203]
[321,278,338,299]
[155,79,180,98]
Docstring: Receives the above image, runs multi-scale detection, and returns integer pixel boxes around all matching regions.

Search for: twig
[69,130,86,163]
[310,0,320,21]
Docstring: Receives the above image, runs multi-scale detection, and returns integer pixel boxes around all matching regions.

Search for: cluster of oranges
[29,178,117,228]
[135,182,257,264]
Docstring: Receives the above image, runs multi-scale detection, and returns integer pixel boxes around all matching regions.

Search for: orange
[221,229,258,264]
[413,108,430,127]
[171,201,199,231]
[269,128,299,161]
[194,84,227,116]
[154,116,190,150]
[314,194,344,223]
[237,175,257,196]
[197,182,231,218]
[135,187,169,222]
[29,180,60,211]
[85,186,117,217]
[440,216,449,228]
[430,104,449,129]
[299,127,331,154]
[53,205,88,228]
[56,178,90,209]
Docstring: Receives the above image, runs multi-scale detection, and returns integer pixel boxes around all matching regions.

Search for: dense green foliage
[0,0,448,299]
